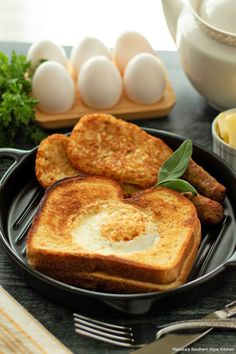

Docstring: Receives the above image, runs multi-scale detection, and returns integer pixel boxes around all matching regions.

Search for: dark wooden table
[0,43,236,354]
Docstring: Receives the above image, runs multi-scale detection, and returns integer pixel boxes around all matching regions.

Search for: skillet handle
[0,148,32,185]
[0,148,30,163]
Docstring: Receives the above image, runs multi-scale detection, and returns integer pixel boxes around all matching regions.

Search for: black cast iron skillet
[0,128,236,315]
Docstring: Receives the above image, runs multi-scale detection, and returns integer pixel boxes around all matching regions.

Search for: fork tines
[73,313,135,347]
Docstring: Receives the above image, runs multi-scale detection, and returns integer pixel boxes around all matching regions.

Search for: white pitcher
[161,0,236,110]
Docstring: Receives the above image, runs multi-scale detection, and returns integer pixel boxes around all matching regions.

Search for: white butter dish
[212,109,236,171]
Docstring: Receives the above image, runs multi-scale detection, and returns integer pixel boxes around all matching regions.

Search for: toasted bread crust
[34,218,201,293]
[35,134,81,188]
[27,176,201,290]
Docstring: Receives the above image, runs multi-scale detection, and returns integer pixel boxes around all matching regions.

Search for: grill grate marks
[188,231,215,281]
[8,183,44,259]
[198,215,232,277]
[188,215,232,280]
[15,214,36,245]
[21,244,27,256]
[12,187,43,230]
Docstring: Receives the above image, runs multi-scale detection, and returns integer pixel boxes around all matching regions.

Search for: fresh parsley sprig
[0,51,45,147]
[155,139,198,195]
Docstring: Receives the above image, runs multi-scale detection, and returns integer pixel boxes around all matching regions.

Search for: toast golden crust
[35,219,200,293]
[34,212,201,293]
[35,134,81,188]
[27,176,201,290]
[67,113,173,188]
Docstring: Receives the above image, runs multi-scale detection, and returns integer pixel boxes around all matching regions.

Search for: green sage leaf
[158,139,192,183]
[157,179,198,195]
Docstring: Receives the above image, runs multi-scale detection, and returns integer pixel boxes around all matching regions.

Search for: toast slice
[27,176,201,293]
[33,223,200,293]
[67,113,226,202]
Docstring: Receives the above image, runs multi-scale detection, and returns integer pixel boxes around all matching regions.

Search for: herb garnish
[155,139,198,195]
[0,51,45,147]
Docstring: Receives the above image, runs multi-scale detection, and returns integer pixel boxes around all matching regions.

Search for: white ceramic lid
[199,0,236,34]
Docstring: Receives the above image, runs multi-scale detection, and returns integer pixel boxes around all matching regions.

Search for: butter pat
[217,111,236,148]
[217,112,229,143]
[226,113,236,148]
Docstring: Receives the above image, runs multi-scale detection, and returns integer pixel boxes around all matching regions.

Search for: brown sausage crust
[186,193,224,225]
[183,160,226,203]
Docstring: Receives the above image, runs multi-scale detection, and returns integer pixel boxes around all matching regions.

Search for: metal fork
[73,313,236,348]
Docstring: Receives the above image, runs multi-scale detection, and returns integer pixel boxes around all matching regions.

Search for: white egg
[27,39,68,68]
[70,37,111,76]
[32,61,75,114]
[124,53,166,105]
[114,31,155,75]
[78,56,122,109]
